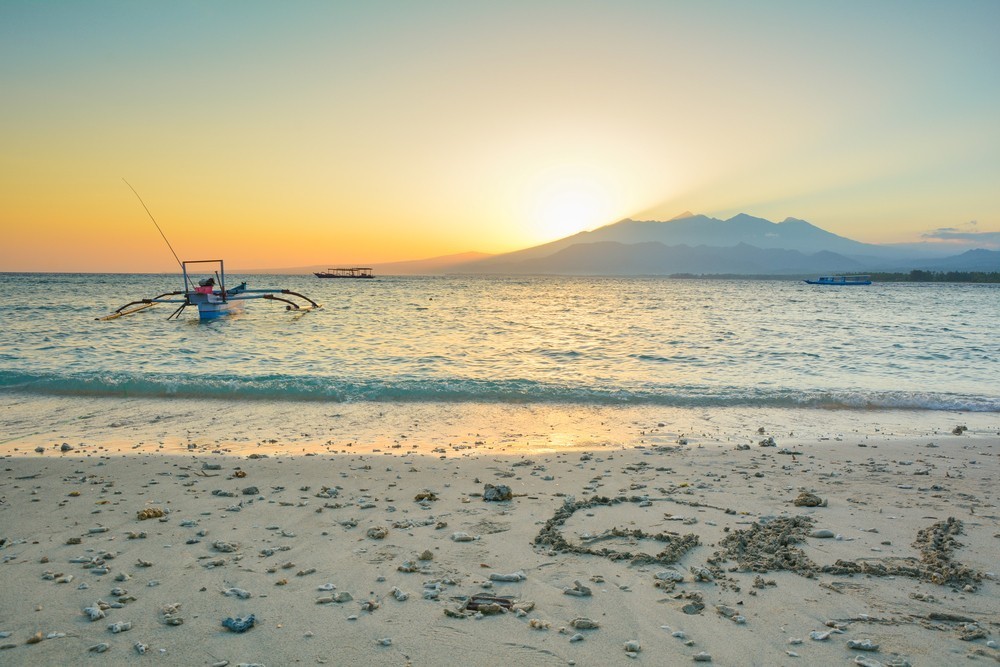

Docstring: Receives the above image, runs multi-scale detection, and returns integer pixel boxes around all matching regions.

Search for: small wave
[630,353,674,363]
[630,353,702,363]
[533,348,583,359]
[1,370,998,412]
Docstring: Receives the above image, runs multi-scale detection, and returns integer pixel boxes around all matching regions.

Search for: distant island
[868,270,1000,283]
[668,271,1000,283]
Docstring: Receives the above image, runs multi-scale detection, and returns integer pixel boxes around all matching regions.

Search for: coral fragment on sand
[483,484,513,502]
[221,614,255,633]
[793,492,825,507]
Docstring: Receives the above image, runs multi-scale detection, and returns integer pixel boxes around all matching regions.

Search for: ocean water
[1,273,998,411]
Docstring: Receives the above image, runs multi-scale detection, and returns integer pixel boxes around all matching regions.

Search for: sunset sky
[2,1,998,272]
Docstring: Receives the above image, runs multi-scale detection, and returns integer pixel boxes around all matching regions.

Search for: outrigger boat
[98,259,321,321]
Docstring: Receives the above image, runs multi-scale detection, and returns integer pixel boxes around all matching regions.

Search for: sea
[1,273,998,412]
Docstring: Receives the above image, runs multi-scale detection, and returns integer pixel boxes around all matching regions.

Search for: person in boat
[196,277,215,295]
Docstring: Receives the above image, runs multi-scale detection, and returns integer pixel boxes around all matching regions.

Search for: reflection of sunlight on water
[2,274,999,410]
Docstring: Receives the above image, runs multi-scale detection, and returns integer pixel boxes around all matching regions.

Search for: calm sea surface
[1,273,998,411]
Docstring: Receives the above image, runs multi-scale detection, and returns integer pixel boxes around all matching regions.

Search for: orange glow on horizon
[2,3,998,272]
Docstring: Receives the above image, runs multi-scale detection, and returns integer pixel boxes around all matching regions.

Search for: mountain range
[448,213,1000,276]
[242,213,1000,276]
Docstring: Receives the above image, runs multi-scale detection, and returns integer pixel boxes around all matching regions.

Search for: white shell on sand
[847,639,879,651]
[853,657,881,667]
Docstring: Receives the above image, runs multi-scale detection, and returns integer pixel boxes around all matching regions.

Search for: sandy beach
[1,394,997,666]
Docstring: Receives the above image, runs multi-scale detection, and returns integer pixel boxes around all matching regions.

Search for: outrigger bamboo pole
[96,303,156,321]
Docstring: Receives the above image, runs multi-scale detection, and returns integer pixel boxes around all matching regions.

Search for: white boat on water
[314,267,374,279]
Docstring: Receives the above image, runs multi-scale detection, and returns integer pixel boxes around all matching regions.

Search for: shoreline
[1,394,997,665]
[2,393,995,457]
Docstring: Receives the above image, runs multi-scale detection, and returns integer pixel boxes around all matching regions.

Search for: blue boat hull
[196,301,244,320]
[805,275,872,285]
[191,283,247,320]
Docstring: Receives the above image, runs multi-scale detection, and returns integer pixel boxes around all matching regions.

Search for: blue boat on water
[804,275,872,285]
[98,259,322,321]
[101,183,323,321]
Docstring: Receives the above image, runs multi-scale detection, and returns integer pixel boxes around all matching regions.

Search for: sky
[2,1,998,272]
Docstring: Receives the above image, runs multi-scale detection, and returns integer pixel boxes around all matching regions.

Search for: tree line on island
[867,270,1000,283]
[667,271,1000,282]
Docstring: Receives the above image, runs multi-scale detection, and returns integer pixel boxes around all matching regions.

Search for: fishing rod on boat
[122,178,184,273]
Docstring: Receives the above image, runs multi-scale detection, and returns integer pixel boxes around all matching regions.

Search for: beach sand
[1,394,997,665]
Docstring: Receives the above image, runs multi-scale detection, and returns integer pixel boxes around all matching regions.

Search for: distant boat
[315,267,374,279]
[804,275,872,285]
